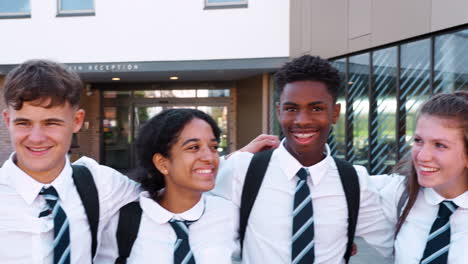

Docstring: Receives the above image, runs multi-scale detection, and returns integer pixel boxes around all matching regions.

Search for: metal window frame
[368,51,375,172]
[57,0,95,17]
[330,24,468,168]
[369,47,399,174]
[344,57,351,160]
[396,44,403,161]
[430,35,435,94]
[327,59,347,158]
[396,38,432,162]
[204,0,248,9]
[346,53,371,165]
[0,0,30,19]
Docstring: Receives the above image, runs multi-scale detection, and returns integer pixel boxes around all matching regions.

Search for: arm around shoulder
[352,165,395,258]
[73,156,141,220]
[211,152,253,208]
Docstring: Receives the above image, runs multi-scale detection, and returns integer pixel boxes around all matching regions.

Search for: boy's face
[3,100,84,182]
[277,81,340,160]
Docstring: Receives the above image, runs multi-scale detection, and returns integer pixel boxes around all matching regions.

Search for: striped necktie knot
[296,167,308,181]
[169,219,193,240]
[39,186,60,217]
[438,201,458,219]
[40,185,59,196]
[169,219,196,264]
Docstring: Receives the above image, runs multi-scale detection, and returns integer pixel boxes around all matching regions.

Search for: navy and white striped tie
[39,186,71,264]
[292,167,315,264]
[420,200,458,264]
[169,219,196,264]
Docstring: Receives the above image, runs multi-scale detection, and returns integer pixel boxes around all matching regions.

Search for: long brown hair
[394,91,468,236]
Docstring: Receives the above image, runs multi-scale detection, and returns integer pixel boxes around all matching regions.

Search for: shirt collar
[47,158,73,202]
[423,188,468,209]
[277,139,332,185]
[139,191,206,224]
[6,153,72,205]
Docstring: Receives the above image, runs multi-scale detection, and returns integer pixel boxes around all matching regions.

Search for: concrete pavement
[349,237,394,264]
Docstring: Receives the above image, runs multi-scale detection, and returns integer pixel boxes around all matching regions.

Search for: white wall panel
[372,0,430,47]
[348,34,371,53]
[290,0,468,58]
[310,0,348,58]
[348,0,371,39]
[0,0,289,64]
[431,0,468,31]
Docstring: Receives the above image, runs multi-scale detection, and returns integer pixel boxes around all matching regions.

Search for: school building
[0,0,467,174]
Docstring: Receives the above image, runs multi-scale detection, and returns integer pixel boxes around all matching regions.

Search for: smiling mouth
[290,129,319,144]
[195,169,214,174]
[194,168,216,178]
[293,132,317,139]
[418,165,439,172]
[27,146,52,153]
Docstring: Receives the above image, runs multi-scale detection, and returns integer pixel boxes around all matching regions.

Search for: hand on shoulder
[225,134,279,160]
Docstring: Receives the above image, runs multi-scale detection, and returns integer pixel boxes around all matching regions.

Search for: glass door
[101,87,232,173]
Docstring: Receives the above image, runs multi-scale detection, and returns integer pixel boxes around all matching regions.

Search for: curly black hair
[133,108,221,199]
[274,55,341,102]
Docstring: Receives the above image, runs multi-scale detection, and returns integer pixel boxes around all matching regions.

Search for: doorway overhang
[0,57,288,82]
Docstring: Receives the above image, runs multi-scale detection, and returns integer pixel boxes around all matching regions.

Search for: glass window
[134,89,230,98]
[197,106,229,155]
[205,0,247,8]
[328,59,346,159]
[136,90,197,98]
[58,0,94,15]
[399,39,431,159]
[197,89,230,97]
[269,75,281,136]
[434,28,468,93]
[328,27,468,167]
[103,106,131,171]
[370,47,397,174]
[133,90,162,98]
[0,0,30,17]
[103,91,131,99]
[348,53,370,168]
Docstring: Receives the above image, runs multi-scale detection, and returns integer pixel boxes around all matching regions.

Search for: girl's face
[412,114,468,198]
[161,118,220,195]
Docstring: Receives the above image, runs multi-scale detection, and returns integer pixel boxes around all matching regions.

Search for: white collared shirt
[213,141,394,264]
[0,154,140,264]
[379,175,468,264]
[95,191,239,264]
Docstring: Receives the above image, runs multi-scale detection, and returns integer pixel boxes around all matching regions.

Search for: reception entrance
[102,88,231,172]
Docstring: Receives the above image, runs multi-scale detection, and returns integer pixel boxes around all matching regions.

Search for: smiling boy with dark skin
[278,80,340,166]
[213,55,393,264]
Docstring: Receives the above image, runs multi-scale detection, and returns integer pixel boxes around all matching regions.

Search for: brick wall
[0,76,13,164]
[69,87,101,162]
